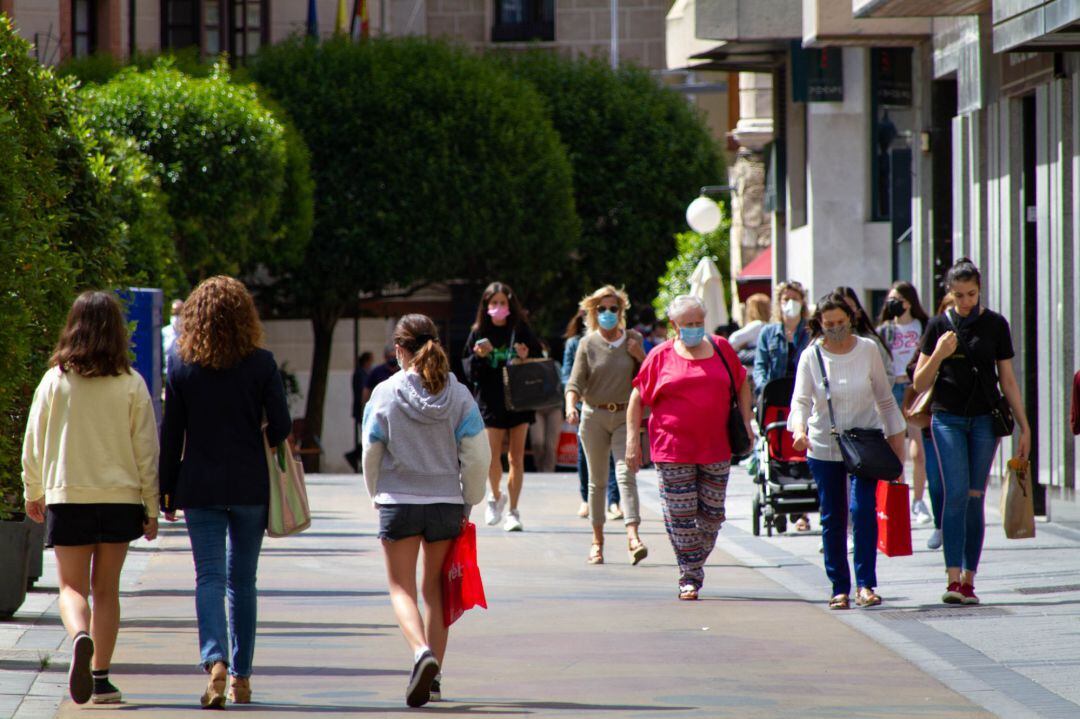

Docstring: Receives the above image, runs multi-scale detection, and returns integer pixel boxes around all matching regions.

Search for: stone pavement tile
[47,472,988,719]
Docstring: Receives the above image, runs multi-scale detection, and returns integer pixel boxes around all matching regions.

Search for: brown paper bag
[1001,458,1036,539]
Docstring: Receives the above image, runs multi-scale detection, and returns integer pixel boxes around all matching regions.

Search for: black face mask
[885,299,906,319]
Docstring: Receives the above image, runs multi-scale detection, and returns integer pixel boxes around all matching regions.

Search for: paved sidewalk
[675,463,1080,719]
[0,469,1022,717]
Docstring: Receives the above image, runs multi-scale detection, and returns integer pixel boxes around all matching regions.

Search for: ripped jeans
[930,412,999,573]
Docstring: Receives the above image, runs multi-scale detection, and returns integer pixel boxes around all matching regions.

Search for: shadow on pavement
[107,663,409,677]
[118,589,386,599]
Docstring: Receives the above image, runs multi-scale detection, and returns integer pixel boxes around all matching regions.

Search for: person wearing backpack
[913,259,1031,606]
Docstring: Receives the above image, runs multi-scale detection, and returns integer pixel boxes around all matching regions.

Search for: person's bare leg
[420,539,454,666]
[485,428,507,500]
[382,537,427,654]
[55,545,94,639]
[88,543,129,670]
[506,424,529,511]
[910,428,928,502]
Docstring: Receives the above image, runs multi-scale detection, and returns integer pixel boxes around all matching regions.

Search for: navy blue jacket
[159,348,291,512]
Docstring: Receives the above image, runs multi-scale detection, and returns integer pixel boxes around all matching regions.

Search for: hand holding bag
[814,347,903,481]
[876,480,913,557]
[711,338,753,461]
[501,329,564,412]
[1001,458,1036,539]
[944,311,1015,438]
[442,521,487,627]
[265,436,312,537]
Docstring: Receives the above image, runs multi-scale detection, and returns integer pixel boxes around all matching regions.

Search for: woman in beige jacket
[22,291,159,706]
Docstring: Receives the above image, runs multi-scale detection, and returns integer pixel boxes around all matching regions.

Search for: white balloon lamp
[686,196,721,234]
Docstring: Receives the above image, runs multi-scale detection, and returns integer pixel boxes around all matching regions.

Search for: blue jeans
[807,458,878,596]
[922,428,944,529]
[577,429,619,505]
[185,505,268,678]
[930,412,998,573]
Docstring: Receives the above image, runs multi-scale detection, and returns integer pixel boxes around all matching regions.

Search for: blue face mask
[597,311,619,331]
[679,327,706,347]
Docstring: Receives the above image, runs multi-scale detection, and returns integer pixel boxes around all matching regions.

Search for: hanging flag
[351,0,370,40]
[306,0,319,37]
[335,0,348,34]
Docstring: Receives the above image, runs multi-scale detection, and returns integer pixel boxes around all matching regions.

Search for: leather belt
[588,402,628,412]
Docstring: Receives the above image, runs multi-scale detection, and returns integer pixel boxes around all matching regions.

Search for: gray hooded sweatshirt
[361,371,486,504]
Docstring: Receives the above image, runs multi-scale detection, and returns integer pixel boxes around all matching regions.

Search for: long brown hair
[178,276,263,370]
[395,314,450,395]
[470,281,528,334]
[807,291,857,340]
[877,280,930,325]
[563,309,586,340]
[51,291,132,377]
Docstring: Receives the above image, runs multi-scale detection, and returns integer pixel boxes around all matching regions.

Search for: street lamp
[685,185,731,234]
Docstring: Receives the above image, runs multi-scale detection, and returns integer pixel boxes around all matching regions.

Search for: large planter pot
[25,520,44,590]
[0,519,31,619]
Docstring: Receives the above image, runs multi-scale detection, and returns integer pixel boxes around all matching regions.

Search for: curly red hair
[178,276,263,370]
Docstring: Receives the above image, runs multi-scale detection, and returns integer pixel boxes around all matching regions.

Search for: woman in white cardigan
[788,292,906,610]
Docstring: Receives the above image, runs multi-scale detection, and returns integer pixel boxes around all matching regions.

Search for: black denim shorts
[378,503,465,543]
[46,503,146,547]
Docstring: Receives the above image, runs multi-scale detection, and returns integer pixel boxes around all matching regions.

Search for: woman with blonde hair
[565,286,647,565]
[363,314,489,706]
[22,291,159,705]
[729,293,772,366]
[160,276,291,708]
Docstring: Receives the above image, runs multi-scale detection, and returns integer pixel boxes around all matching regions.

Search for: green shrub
[653,218,733,323]
[497,52,725,316]
[83,60,308,283]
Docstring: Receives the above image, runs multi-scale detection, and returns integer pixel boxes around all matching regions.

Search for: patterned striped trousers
[656,462,730,590]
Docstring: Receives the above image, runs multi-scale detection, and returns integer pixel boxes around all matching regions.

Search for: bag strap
[709,338,739,407]
[943,311,1003,408]
[813,346,840,438]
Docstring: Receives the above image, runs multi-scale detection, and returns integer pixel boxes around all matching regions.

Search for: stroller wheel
[751,495,762,537]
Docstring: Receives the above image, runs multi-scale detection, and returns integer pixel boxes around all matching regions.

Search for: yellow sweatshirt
[21,367,160,517]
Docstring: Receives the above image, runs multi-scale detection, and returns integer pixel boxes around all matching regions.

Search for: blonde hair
[772,280,808,322]
[743,293,771,324]
[179,276,263,370]
[579,285,630,333]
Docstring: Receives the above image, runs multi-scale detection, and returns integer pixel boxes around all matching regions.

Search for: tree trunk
[302,307,341,473]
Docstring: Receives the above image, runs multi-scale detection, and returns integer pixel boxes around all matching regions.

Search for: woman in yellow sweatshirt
[21,291,159,707]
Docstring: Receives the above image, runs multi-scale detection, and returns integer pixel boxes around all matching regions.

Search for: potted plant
[0,479,33,619]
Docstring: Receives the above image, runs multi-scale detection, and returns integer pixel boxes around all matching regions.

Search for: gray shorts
[378,503,465,543]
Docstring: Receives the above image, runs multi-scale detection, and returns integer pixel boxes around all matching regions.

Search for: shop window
[869,47,915,222]
[492,0,553,42]
[72,0,97,57]
[163,0,199,49]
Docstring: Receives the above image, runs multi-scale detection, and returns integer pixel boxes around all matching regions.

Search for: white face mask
[781,299,802,319]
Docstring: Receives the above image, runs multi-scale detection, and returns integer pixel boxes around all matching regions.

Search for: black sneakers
[405,650,440,708]
[69,633,95,704]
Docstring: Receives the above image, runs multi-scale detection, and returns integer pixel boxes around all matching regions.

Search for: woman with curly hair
[159,276,291,709]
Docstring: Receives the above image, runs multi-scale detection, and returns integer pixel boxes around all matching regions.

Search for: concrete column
[728,71,773,320]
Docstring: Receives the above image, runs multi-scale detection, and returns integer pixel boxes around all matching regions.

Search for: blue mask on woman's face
[597,311,619,330]
[679,327,706,347]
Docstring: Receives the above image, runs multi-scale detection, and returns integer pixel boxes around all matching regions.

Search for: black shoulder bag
[502,328,564,411]
[944,311,1015,438]
[814,346,903,481]
[711,338,753,461]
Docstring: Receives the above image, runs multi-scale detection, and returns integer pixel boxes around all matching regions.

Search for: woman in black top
[462,282,543,532]
[913,259,1031,606]
[160,276,291,708]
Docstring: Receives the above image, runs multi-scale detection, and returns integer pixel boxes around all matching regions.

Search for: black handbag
[501,330,563,412]
[712,339,753,461]
[814,347,903,481]
[944,311,1015,438]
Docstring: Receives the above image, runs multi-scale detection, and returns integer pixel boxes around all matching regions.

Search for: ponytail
[393,313,450,395]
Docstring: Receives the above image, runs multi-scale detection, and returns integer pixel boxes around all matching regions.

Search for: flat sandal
[587,543,604,565]
[828,594,850,610]
[856,587,882,607]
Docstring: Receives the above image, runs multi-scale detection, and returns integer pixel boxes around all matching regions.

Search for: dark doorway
[930,79,957,310]
[1021,93,1044,514]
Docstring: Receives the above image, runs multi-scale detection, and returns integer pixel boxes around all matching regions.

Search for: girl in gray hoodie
[362,314,489,707]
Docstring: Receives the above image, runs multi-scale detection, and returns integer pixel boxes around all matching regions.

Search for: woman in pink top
[626,295,753,600]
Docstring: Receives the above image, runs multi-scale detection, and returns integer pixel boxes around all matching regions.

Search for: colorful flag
[351,0,370,40]
[335,0,348,34]
[306,0,319,37]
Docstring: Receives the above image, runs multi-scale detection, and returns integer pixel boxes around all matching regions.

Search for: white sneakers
[485,493,508,526]
[912,499,932,525]
[927,528,943,550]
[504,509,523,532]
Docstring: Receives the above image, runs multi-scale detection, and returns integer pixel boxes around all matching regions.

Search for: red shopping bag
[876,480,913,557]
[442,521,487,627]
[556,422,578,469]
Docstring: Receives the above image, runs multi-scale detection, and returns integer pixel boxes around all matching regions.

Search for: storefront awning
[737,246,773,282]
[853,0,989,19]
[994,2,1080,53]
[680,41,787,73]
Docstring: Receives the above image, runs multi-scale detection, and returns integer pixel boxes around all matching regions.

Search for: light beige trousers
[579,404,640,527]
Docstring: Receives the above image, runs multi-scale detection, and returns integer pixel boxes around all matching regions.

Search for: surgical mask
[597,311,619,330]
[679,327,706,347]
[487,306,511,321]
[781,299,802,319]
[823,324,851,343]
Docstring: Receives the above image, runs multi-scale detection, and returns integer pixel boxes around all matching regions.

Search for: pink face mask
[487,306,511,321]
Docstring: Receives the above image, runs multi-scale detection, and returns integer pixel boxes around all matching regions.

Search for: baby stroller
[751,377,818,536]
